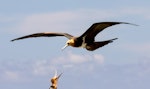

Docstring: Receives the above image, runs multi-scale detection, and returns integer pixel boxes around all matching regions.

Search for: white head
[61,39,75,50]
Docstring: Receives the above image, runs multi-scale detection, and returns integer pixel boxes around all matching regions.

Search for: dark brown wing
[11,32,73,41]
[80,22,135,43]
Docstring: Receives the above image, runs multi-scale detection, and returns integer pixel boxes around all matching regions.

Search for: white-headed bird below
[49,70,62,89]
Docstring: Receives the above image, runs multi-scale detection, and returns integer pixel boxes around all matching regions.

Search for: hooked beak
[61,44,68,50]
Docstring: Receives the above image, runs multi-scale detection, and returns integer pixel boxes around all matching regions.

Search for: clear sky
[1,0,150,89]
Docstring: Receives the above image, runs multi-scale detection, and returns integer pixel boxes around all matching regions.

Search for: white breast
[81,36,87,48]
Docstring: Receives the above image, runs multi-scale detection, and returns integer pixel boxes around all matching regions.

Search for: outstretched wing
[80,22,136,43]
[11,32,73,41]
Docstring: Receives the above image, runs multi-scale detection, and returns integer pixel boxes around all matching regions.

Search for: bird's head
[62,39,75,50]
[50,70,63,87]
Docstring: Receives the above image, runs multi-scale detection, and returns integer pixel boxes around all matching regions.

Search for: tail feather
[86,38,118,51]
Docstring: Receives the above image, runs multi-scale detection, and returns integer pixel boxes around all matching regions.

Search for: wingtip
[112,38,118,40]
[94,22,138,26]
[120,22,138,26]
[11,38,23,42]
[11,39,17,42]
[109,38,118,43]
[10,39,15,42]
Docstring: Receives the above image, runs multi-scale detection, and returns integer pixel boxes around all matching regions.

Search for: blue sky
[1,0,150,89]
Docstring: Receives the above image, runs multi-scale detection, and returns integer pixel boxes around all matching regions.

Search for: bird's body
[11,22,136,51]
[49,70,62,89]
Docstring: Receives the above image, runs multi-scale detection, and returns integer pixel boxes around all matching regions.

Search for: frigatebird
[49,70,62,89]
[11,22,136,51]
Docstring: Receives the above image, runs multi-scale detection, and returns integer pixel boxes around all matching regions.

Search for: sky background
[1,0,150,89]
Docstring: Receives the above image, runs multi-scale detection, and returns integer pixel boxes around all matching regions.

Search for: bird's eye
[67,43,69,45]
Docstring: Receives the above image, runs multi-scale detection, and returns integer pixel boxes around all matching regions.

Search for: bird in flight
[49,70,62,89]
[11,22,136,51]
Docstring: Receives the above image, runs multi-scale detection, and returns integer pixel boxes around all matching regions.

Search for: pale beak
[61,44,68,50]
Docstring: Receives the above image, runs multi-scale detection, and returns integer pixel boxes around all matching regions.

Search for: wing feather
[80,22,135,43]
[11,32,73,41]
